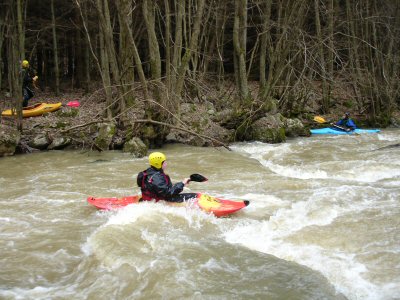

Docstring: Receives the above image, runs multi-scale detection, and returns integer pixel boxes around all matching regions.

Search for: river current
[0,129,399,300]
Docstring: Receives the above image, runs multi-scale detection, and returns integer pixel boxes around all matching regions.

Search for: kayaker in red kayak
[137,152,192,202]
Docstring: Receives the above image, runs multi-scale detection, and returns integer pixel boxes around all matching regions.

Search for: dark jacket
[21,68,34,89]
[336,118,357,130]
[137,167,184,201]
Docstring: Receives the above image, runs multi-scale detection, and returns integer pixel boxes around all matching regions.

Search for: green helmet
[149,152,166,169]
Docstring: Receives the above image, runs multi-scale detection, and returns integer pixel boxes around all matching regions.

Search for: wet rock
[166,103,233,146]
[284,117,311,137]
[212,108,235,123]
[48,136,72,150]
[111,135,125,150]
[374,143,400,151]
[389,116,400,128]
[122,137,147,157]
[94,122,116,151]
[249,114,286,143]
[29,133,51,150]
[0,126,21,156]
[16,140,40,154]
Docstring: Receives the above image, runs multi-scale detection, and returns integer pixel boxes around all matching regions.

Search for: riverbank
[0,87,305,156]
[1,85,399,157]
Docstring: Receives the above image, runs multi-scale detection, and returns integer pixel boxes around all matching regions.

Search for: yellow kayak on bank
[1,102,62,118]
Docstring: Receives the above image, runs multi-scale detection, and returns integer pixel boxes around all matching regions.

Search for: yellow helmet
[149,152,166,169]
[22,60,29,68]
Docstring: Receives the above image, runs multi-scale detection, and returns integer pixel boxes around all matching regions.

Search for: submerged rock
[122,137,147,157]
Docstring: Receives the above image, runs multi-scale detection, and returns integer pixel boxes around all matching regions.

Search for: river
[0,129,399,300]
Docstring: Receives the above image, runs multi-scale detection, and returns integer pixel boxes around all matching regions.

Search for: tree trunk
[115,0,149,101]
[170,0,185,91]
[259,0,272,96]
[81,1,90,93]
[327,0,335,109]
[233,0,249,103]
[345,0,362,108]
[142,0,162,102]
[116,0,135,109]
[314,0,329,112]
[0,10,8,90]
[15,0,24,131]
[98,20,113,120]
[175,0,206,97]
[75,0,111,107]
[51,0,60,95]
[164,0,171,91]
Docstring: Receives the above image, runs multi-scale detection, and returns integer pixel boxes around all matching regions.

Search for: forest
[0,0,399,145]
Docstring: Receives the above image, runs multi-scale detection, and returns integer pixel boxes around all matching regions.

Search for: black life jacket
[137,170,170,201]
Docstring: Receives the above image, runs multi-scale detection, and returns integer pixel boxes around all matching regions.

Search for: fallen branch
[60,118,231,150]
[60,120,103,133]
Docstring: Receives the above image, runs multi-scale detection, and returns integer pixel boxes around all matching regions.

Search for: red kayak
[87,193,249,217]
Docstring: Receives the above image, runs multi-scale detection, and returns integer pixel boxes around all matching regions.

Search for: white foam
[377,131,400,142]
[222,221,383,300]
[105,201,215,227]
[262,160,329,179]
[227,139,400,300]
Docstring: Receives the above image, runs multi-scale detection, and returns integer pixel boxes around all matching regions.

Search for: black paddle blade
[189,173,208,182]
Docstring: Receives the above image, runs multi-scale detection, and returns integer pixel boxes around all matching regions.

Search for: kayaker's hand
[183,178,190,186]
[346,128,351,132]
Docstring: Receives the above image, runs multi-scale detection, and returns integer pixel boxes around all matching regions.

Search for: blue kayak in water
[310,127,380,135]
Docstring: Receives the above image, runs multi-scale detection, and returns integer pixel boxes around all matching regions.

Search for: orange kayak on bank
[1,102,62,118]
[87,193,249,217]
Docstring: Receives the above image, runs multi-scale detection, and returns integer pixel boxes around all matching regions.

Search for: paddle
[313,116,352,132]
[332,124,352,132]
[313,116,329,124]
[189,173,208,183]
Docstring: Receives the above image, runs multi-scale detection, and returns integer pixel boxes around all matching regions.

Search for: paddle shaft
[331,123,351,132]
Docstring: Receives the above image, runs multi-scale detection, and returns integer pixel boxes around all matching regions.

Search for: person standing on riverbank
[137,152,191,202]
[21,60,38,107]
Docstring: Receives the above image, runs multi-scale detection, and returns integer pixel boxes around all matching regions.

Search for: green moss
[125,96,136,108]
[109,124,116,136]
[343,99,354,109]
[201,118,209,127]
[141,125,157,139]
[252,127,286,143]
[125,127,134,140]
[56,108,78,118]
[56,121,69,129]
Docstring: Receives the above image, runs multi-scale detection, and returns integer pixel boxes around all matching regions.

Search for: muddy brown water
[1,129,399,300]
